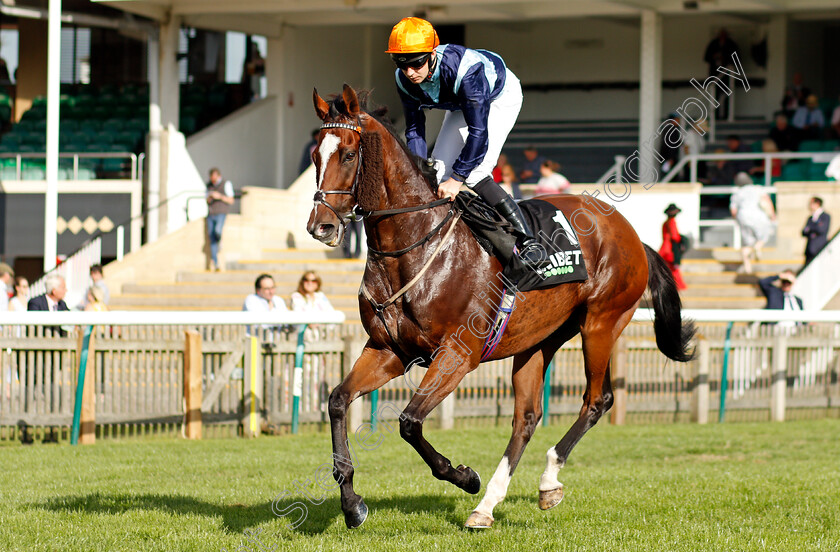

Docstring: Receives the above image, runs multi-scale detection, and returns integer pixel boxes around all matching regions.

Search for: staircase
[110,249,366,322]
[109,243,805,318]
[679,247,805,309]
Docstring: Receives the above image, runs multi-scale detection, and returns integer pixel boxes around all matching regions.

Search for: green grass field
[1,419,839,551]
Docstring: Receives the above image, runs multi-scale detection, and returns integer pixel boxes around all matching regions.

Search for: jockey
[386,17,537,250]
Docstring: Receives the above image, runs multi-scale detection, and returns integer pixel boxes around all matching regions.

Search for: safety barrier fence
[0,310,837,443]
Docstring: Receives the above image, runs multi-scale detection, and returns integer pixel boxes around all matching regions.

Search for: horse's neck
[364,136,443,254]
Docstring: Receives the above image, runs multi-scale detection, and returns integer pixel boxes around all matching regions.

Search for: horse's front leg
[399,346,481,494]
[329,342,404,528]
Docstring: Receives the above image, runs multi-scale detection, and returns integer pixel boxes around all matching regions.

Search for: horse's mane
[326,90,438,190]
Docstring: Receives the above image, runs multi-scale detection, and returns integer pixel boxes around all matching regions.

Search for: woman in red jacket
[659,203,687,290]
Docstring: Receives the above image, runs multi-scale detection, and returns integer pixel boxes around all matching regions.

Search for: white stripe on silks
[317,133,340,189]
[473,457,511,518]
[539,447,564,491]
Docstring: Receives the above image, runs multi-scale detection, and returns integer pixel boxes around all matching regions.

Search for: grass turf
[1,419,838,551]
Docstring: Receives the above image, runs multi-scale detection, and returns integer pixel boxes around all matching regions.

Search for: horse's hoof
[539,486,564,510]
[456,464,482,494]
[464,510,494,529]
[343,499,368,529]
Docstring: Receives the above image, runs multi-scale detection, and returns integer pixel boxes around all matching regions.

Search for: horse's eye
[344,151,356,163]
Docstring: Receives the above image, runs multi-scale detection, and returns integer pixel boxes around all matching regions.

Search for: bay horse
[307,85,694,529]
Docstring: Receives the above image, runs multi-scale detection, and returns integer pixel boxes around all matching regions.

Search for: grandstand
[0,0,838,316]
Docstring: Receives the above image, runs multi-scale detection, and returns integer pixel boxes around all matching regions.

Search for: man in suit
[28,274,70,336]
[759,270,804,333]
[802,196,831,266]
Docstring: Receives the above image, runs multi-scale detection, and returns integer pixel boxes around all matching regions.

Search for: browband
[321,122,362,133]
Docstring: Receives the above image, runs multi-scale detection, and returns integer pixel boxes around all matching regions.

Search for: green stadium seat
[821,140,840,152]
[117,130,140,149]
[22,167,46,180]
[749,140,763,152]
[180,115,197,134]
[22,106,46,120]
[799,140,822,152]
[781,161,808,181]
[102,118,124,132]
[77,167,96,180]
[123,119,148,133]
[91,105,111,119]
[0,166,18,180]
[0,106,10,122]
[0,157,16,168]
[809,163,829,180]
[32,96,47,107]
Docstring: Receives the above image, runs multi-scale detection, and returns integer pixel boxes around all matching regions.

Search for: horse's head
[307,84,382,247]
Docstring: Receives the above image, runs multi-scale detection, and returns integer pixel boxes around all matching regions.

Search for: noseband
[313,120,365,226]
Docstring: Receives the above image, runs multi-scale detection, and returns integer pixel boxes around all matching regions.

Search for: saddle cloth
[455,193,588,292]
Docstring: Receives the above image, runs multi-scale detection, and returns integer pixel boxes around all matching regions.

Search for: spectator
[681,119,707,181]
[781,72,810,117]
[703,29,739,118]
[27,274,70,336]
[89,264,109,305]
[659,115,682,174]
[0,263,13,311]
[801,196,831,266]
[791,94,825,141]
[343,218,363,259]
[534,160,570,195]
[492,153,509,183]
[298,129,319,175]
[830,97,840,139]
[519,146,545,184]
[291,271,335,343]
[768,113,799,152]
[748,139,782,180]
[83,286,108,312]
[206,167,235,272]
[499,163,522,199]
[658,204,687,291]
[8,276,29,312]
[290,271,335,412]
[711,135,752,186]
[243,274,289,335]
[730,172,775,274]
[759,270,803,332]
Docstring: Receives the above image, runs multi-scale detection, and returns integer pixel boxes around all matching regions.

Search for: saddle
[454,192,588,292]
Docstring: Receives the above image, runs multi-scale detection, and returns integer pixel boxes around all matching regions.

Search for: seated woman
[291,271,335,341]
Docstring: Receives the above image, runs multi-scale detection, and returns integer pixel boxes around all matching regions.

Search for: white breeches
[432,73,523,187]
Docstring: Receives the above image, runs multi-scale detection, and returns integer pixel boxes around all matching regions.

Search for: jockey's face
[401,53,433,84]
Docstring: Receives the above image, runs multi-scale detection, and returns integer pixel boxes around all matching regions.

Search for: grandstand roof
[94,0,840,35]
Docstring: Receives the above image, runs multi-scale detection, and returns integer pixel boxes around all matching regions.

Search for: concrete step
[231,259,366,272]
[122,281,361,296]
[709,247,801,263]
[682,296,766,309]
[177,269,364,284]
[259,248,348,261]
[111,293,361,309]
[681,271,773,285]
[106,303,363,321]
[681,258,802,274]
[680,284,762,298]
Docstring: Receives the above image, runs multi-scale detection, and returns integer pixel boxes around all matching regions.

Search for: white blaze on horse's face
[317,132,341,189]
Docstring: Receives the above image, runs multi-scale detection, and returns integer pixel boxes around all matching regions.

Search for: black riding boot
[494,195,537,248]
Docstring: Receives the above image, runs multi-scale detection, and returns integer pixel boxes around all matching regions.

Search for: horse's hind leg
[539,309,633,510]
[329,343,404,528]
[465,345,553,529]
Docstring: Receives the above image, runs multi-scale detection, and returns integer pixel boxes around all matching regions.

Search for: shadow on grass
[34,491,464,535]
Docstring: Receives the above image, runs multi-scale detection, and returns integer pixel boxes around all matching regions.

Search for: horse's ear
[342,84,360,117]
[313,88,330,122]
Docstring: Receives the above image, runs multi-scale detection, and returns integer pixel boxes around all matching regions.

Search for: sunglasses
[391,53,430,71]
[304,278,318,283]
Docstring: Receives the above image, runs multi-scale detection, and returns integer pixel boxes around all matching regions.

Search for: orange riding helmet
[385,17,440,54]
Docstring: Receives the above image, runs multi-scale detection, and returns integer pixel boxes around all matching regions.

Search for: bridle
[312,119,366,226]
[313,118,454,258]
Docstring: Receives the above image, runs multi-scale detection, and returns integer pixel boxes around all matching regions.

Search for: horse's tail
[643,244,696,362]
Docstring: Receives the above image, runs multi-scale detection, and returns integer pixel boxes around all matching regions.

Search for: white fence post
[771,334,788,422]
[343,337,366,434]
[692,339,710,424]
